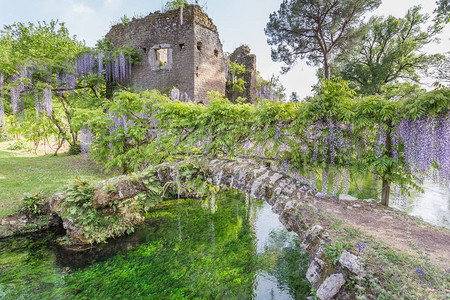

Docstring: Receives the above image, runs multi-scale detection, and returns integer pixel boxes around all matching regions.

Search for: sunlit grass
[0,141,109,218]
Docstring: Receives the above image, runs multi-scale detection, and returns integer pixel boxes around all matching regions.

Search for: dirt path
[309,197,450,271]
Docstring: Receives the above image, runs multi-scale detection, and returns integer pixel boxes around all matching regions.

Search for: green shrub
[61,178,142,243]
[20,192,44,216]
[68,143,81,155]
[0,127,10,142]
[7,140,32,151]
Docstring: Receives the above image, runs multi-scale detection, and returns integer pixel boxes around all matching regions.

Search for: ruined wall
[226,45,257,103]
[105,5,225,102]
[193,11,226,103]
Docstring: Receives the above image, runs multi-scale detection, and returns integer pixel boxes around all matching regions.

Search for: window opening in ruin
[149,44,172,70]
[179,43,185,50]
[214,49,219,57]
[197,42,202,51]
[155,48,169,66]
[143,47,147,53]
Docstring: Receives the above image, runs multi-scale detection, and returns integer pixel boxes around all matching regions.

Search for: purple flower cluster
[77,51,132,83]
[80,125,94,154]
[357,243,366,253]
[170,88,191,102]
[416,267,425,275]
[0,99,4,128]
[43,88,52,117]
[394,113,450,194]
[257,84,280,101]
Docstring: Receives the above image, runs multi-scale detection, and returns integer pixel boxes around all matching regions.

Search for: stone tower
[105,5,226,103]
[226,45,258,103]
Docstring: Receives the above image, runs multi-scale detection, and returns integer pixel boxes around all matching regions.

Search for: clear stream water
[0,181,447,300]
[0,192,311,300]
[392,181,450,229]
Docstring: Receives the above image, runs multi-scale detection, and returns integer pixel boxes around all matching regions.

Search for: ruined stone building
[106,5,257,103]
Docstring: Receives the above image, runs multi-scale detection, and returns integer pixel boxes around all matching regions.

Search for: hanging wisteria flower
[98,52,104,75]
[10,86,20,114]
[0,99,4,128]
[43,87,52,117]
[34,90,40,121]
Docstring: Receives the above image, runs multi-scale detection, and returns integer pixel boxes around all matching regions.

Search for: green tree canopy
[337,6,442,95]
[0,20,85,76]
[265,0,381,79]
[434,0,449,24]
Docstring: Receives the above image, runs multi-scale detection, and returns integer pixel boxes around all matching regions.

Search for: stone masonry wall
[105,5,225,102]
[226,45,257,103]
[193,22,226,103]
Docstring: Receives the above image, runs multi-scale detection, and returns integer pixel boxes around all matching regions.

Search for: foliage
[227,61,246,94]
[137,169,164,211]
[164,0,189,11]
[119,15,130,25]
[257,73,286,101]
[87,80,450,206]
[178,160,221,198]
[265,0,381,78]
[434,0,449,24]
[68,143,81,155]
[338,6,442,95]
[0,20,84,76]
[6,140,32,151]
[426,52,450,85]
[61,178,141,243]
[0,20,140,155]
[20,192,44,216]
[324,241,352,265]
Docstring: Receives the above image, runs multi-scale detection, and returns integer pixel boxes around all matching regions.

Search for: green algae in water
[0,192,311,299]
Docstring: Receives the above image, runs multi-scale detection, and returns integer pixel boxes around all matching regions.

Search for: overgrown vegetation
[77,81,450,208]
[60,178,141,243]
[20,192,44,216]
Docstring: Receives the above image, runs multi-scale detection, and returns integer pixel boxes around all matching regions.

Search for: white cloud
[104,0,123,6]
[72,3,95,14]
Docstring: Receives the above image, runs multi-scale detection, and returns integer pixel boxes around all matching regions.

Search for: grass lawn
[0,141,110,218]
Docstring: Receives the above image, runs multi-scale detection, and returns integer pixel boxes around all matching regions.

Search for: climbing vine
[83,78,450,207]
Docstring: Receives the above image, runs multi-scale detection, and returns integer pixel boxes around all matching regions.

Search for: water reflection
[393,181,450,229]
[0,192,311,299]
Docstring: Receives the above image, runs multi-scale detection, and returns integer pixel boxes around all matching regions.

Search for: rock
[306,257,325,286]
[300,225,324,250]
[339,194,358,201]
[316,273,346,300]
[363,198,375,202]
[339,250,363,275]
[316,192,327,198]
[352,204,361,208]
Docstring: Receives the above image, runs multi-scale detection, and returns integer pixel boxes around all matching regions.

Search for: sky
[0,0,448,99]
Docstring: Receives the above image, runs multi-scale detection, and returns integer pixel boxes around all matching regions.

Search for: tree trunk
[381,126,392,206]
[381,179,390,206]
[324,56,331,80]
[321,165,329,194]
